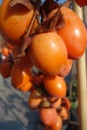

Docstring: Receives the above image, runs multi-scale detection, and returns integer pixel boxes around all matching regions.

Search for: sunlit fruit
[62,98,71,111]
[57,7,87,59]
[43,75,67,97]
[45,115,62,130]
[29,31,68,75]
[58,58,73,78]
[28,90,42,110]
[0,0,34,43]
[1,47,10,57]
[51,98,62,109]
[58,106,69,120]
[39,107,57,126]
[11,59,33,91]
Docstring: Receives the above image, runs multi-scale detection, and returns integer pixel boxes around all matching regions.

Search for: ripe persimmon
[0,58,13,78]
[1,47,10,57]
[62,98,71,111]
[29,31,67,75]
[43,75,67,97]
[11,59,33,91]
[75,0,87,6]
[19,81,33,92]
[39,107,57,126]
[58,106,69,120]
[45,126,50,130]
[28,90,42,110]
[51,98,62,109]
[51,115,62,130]
[57,7,87,59]
[0,0,34,43]
[58,58,73,78]
[45,115,62,130]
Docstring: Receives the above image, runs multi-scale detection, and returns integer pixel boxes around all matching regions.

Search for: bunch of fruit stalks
[0,0,87,130]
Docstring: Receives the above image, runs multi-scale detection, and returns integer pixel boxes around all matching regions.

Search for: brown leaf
[40,7,47,22]
[42,0,59,15]
[19,37,32,54]
[61,0,73,8]
[10,0,33,10]
[35,8,65,33]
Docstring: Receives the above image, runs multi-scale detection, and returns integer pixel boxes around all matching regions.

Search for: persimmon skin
[43,75,67,97]
[0,58,12,78]
[51,115,62,130]
[62,98,71,111]
[11,60,33,90]
[19,81,33,92]
[1,47,10,57]
[75,0,87,6]
[28,90,42,110]
[57,7,87,59]
[51,98,62,109]
[58,107,69,120]
[0,0,34,43]
[58,58,73,78]
[29,32,67,75]
[39,108,57,126]
[45,115,62,130]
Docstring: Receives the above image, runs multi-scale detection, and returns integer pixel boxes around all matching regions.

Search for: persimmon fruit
[43,75,67,97]
[1,47,10,57]
[51,98,62,109]
[39,107,57,126]
[62,98,71,111]
[0,58,12,78]
[58,58,73,78]
[45,115,62,130]
[57,7,87,59]
[11,59,33,91]
[51,115,62,130]
[28,90,42,110]
[19,81,33,92]
[0,0,34,43]
[0,1,78,130]
[29,31,68,75]
[58,106,69,120]
[75,0,87,6]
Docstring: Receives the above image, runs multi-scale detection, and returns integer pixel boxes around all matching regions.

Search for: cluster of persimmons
[0,0,87,130]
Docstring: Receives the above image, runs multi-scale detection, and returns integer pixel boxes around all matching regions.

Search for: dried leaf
[35,8,65,33]
[19,37,32,53]
[61,0,73,8]
[10,0,33,10]
[43,0,59,15]
[40,7,47,22]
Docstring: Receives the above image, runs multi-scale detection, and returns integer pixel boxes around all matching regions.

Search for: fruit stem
[26,10,37,37]
[26,0,41,37]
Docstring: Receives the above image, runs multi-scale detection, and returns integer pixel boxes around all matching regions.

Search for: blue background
[0,0,2,4]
